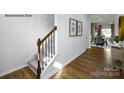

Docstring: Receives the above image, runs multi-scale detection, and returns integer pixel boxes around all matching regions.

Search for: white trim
[43,53,57,72]
[0,64,27,77]
[41,68,59,79]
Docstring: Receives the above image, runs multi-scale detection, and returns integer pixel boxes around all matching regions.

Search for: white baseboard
[45,50,85,79]
[0,64,27,77]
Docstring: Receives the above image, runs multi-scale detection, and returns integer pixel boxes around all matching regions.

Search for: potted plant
[114,36,119,43]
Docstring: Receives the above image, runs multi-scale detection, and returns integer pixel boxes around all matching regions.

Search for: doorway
[91,23,113,48]
[101,28,112,48]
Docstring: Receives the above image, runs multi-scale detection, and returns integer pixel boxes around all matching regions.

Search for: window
[101,28,111,38]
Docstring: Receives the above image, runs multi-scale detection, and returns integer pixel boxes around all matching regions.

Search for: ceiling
[89,14,118,25]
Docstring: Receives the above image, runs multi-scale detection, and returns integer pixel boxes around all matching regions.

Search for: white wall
[55,14,90,65]
[0,14,54,76]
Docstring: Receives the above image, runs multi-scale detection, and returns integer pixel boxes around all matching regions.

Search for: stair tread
[27,57,50,72]
[27,53,56,74]
[28,60,38,72]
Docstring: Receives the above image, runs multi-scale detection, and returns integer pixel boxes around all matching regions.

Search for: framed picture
[77,21,82,36]
[69,18,77,36]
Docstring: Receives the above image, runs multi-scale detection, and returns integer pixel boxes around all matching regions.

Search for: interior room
[0,14,124,79]
[90,15,120,49]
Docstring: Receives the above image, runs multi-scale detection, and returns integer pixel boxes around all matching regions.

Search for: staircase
[27,26,57,79]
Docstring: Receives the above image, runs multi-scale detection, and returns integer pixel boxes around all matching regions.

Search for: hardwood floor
[50,47,124,79]
[0,67,36,79]
[0,47,124,79]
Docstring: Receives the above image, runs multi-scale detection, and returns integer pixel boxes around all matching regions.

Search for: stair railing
[37,26,57,79]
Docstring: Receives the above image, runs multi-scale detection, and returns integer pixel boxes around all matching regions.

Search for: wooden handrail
[37,26,57,79]
[39,26,57,44]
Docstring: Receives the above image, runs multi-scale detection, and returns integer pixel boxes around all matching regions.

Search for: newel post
[37,38,41,79]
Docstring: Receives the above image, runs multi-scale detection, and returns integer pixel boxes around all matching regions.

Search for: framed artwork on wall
[69,18,77,36]
[69,18,83,37]
[77,21,82,36]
